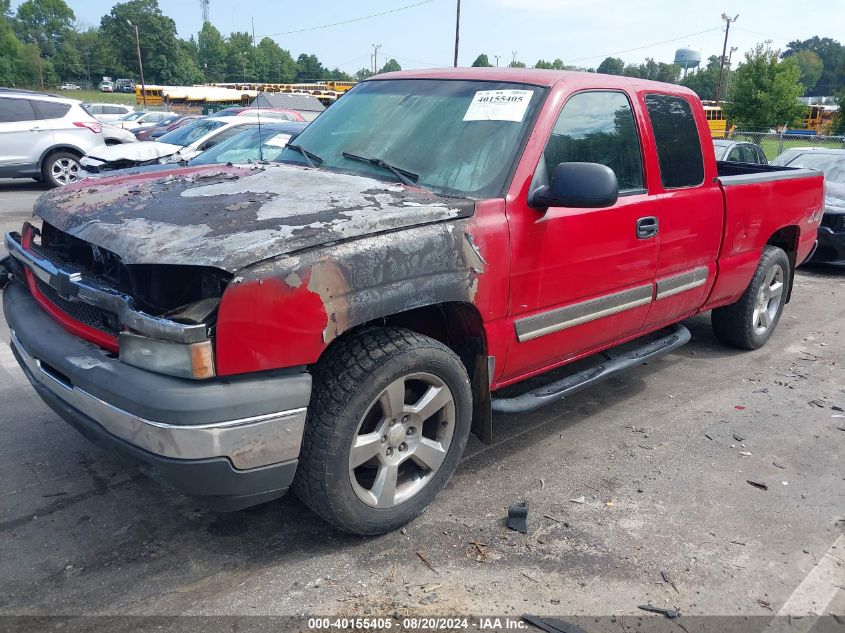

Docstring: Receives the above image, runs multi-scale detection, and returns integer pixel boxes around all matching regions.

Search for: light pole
[453,0,461,67]
[127,20,147,108]
[715,12,738,105]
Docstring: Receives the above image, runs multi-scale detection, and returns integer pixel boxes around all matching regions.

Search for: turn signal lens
[119,332,215,379]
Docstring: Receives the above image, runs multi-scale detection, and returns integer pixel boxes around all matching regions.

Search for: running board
[491,324,691,414]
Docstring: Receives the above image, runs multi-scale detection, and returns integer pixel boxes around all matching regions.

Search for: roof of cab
[370,67,699,97]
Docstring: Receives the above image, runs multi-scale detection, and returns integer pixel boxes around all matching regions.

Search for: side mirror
[529,162,619,209]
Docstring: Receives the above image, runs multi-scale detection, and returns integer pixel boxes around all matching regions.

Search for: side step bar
[491,324,691,414]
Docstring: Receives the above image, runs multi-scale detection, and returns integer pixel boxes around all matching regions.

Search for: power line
[259,0,436,38]
[563,26,723,64]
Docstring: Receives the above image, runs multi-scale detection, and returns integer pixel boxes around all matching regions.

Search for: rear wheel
[712,245,790,349]
[293,328,472,535]
[42,151,82,188]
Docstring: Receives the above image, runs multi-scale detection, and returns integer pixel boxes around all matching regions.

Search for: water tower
[674,47,701,78]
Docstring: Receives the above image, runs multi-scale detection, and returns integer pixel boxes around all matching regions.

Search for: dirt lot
[0,180,842,624]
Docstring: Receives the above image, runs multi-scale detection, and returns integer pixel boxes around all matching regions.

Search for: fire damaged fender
[215,213,498,376]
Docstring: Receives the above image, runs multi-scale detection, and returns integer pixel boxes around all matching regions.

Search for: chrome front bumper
[10,328,307,470]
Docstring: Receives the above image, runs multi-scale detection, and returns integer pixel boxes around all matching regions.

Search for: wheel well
[766,226,799,302]
[38,146,84,172]
[334,303,493,443]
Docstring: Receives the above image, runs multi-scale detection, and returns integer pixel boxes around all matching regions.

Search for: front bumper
[3,281,312,510]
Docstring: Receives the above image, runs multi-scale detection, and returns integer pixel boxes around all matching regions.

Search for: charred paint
[33,163,473,273]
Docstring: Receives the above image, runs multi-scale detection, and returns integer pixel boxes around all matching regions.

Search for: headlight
[119,332,215,379]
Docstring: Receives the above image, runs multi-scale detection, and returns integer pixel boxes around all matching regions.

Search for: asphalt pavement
[0,179,842,622]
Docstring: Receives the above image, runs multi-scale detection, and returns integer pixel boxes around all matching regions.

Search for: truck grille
[34,277,121,337]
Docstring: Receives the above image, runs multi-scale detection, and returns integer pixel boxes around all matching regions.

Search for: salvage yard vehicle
[0,89,105,187]
[80,116,262,172]
[713,139,768,164]
[772,148,845,265]
[0,69,825,535]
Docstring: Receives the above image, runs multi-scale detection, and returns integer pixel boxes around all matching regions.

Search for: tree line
[472,36,845,132]
[0,0,403,88]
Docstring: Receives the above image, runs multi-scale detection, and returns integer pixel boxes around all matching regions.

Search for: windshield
[278,79,544,198]
[158,119,226,147]
[713,144,728,160]
[121,112,144,121]
[189,125,305,166]
[785,153,845,184]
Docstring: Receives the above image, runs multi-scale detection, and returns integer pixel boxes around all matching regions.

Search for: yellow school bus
[703,105,728,138]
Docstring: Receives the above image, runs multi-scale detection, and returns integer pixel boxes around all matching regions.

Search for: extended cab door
[638,92,723,328]
[502,89,660,382]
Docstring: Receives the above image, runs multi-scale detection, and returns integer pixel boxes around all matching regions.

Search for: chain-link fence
[728,130,845,161]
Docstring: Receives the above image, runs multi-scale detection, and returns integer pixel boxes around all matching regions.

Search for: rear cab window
[644,94,704,188]
[0,97,38,123]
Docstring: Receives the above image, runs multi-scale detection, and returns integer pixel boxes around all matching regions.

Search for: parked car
[772,147,845,265]
[186,121,308,166]
[100,123,138,146]
[99,81,114,93]
[112,110,173,130]
[59,83,80,91]
[209,107,306,122]
[1,70,824,534]
[132,114,184,141]
[713,139,768,164]
[115,79,135,94]
[0,89,105,187]
[146,115,204,140]
[84,103,135,123]
[80,116,263,171]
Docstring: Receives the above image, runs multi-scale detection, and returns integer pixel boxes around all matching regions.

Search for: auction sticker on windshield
[463,89,533,122]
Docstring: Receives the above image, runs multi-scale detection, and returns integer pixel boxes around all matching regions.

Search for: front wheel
[712,245,790,350]
[293,328,472,535]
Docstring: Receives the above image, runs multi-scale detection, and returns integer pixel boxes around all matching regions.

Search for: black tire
[293,328,472,535]
[41,150,82,188]
[712,245,790,350]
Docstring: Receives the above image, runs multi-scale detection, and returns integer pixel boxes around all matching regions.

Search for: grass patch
[53,89,139,106]
[730,132,845,161]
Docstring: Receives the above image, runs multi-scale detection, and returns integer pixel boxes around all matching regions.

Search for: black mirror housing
[530,162,619,209]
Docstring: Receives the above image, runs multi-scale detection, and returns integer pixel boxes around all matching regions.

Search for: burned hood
[33,163,475,273]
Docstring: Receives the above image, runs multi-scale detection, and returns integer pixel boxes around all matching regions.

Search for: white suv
[0,90,106,187]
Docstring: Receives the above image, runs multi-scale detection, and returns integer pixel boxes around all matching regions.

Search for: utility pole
[715,12,738,105]
[32,39,44,91]
[724,45,738,94]
[127,20,147,108]
[494,54,500,67]
[372,44,382,74]
[511,51,518,67]
[453,0,461,67]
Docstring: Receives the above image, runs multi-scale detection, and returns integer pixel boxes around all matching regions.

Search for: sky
[18,0,845,74]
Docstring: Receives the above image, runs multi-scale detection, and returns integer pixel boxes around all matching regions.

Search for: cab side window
[543,91,644,193]
[644,94,704,188]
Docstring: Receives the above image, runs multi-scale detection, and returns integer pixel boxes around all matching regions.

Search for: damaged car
[2,69,824,535]
[80,116,263,172]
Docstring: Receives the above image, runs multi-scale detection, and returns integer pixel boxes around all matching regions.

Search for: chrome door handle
[636,216,659,239]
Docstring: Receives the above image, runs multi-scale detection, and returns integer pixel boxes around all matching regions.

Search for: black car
[772,147,845,265]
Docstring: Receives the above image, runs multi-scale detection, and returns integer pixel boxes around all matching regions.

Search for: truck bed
[704,161,825,310]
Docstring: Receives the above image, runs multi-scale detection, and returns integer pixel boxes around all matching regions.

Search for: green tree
[354,67,373,81]
[597,57,624,75]
[783,37,844,96]
[76,27,114,86]
[680,55,721,101]
[535,58,567,70]
[100,0,201,84]
[723,44,805,130]
[255,37,296,83]
[295,53,324,81]
[326,67,353,81]
[224,31,255,82]
[508,59,525,68]
[471,53,491,67]
[378,58,401,73]
[14,0,75,59]
[832,88,845,134]
[197,22,226,82]
[790,50,823,93]
[0,10,28,85]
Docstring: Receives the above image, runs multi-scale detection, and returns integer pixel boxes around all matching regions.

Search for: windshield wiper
[342,152,419,187]
[286,143,323,168]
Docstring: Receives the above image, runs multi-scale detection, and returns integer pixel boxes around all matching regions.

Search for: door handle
[29,126,44,132]
[636,216,659,239]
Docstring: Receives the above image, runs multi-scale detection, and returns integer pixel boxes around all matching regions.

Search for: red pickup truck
[1,69,824,534]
